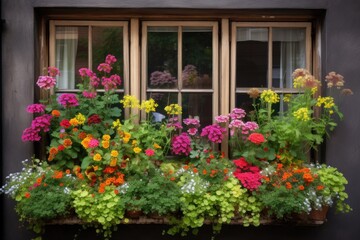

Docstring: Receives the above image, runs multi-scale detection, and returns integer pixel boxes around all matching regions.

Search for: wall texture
[2,0,360,239]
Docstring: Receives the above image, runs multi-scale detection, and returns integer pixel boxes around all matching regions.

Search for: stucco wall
[2,0,360,239]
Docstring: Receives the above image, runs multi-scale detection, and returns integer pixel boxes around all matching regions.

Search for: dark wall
[2,0,360,239]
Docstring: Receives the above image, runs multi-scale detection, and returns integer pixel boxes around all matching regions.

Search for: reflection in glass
[147,27,178,89]
[55,26,88,89]
[182,93,212,128]
[182,27,212,89]
[272,28,306,88]
[147,92,178,117]
[92,27,124,89]
[235,93,256,121]
[236,28,268,88]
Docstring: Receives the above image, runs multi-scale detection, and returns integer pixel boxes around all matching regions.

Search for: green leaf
[81,156,92,169]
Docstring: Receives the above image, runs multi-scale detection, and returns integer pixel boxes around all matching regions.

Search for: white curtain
[55,27,79,89]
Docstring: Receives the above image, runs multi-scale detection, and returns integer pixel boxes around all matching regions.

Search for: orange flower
[170,177,176,181]
[285,182,292,189]
[193,168,198,173]
[317,185,324,191]
[36,177,42,184]
[277,163,283,170]
[78,132,87,140]
[223,168,229,174]
[282,172,293,181]
[24,192,31,198]
[202,169,207,175]
[110,158,117,167]
[114,189,119,195]
[51,110,61,117]
[63,138,72,147]
[65,169,71,175]
[53,170,63,179]
[72,127,79,132]
[43,183,48,187]
[77,173,84,179]
[59,183,64,187]
[298,185,305,191]
[303,173,314,183]
[183,165,189,170]
[49,147,58,155]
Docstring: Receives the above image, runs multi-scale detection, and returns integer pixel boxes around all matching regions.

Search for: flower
[248,133,265,145]
[26,104,45,113]
[58,94,79,107]
[36,76,56,89]
[171,133,191,156]
[200,124,226,143]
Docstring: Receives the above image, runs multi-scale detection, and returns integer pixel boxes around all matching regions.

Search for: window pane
[235,93,256,120]
[236,28,268,88]
[55,26,88,90]
[92,26,124,89]
[182,27,212,89]
[182,93,212,128]
[147,27,178,89]
[147,92,178,118]
[272,28,306,88]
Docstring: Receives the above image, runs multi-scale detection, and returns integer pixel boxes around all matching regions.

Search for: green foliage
[315,165,352,213]
[72,186,125,239]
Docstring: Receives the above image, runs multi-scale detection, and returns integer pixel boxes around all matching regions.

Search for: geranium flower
[248,133,265,145]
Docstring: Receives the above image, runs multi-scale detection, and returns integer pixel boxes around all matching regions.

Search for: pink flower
[215,115,229,123]
[82,91,97,99]
[26,104,45,113]
[97,63,112,73]
[105,54,117,65]
[233,157,249,170]
[187,128,198,136]
[233,171,262,191]
[171,133,192,156]
[31,114,52,132]
[183,118,200,127]
[58,94,79,108]
[248,133,265,145]
[201,124,226,143]
[150,71,177,86]
[229,108,246,120]
[48,67,60,77]
[145,148,155,157]
[79,68,95,78]
[90,76,100,87]
[241,121,259,134]
[88,139,99,148]
[21,127,41,142]
[36,76,56,89]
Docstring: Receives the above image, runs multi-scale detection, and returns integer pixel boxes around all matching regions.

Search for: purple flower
[242,121,259,134]
[31,114,52,132]
[36,76,56,89]
[26,104,45,113]
[58,94,79,108]
[21,127,41,142]
[171,133,192,156]
[201,124,226,143]
[105,54,117,65]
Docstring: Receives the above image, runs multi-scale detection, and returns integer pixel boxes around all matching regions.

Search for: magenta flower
[187,128,198,136]
[145,148,155,157]
[48,67,60,77]
[26,104,45,113]
[105,54,117,65]
[241,121,259,134]
[88,139,99,148]
[90,76,100,87]
[233,157,262,191]
[36,76,56,89]
[97,63,112,73]
[82,91,97,99]
[21,127,41,142]
[183,118,200,127]
[200,124,226,143]
[58,94,79,108]
[171,133,192,156]
[79,68,95,78]
[31,114,52,132]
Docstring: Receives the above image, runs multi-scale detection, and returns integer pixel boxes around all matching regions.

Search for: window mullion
[268,27,273,88]
[88,26,93,70]
[178,26,183,122]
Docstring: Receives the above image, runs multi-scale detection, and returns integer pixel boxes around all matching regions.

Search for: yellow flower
[141,98,158,113]
[124,132,131,139]
[164,104,182,115]
[123,137,130,144]
[283,94,292,103]
[293,108,310,121]
[93,153,102,161]
[133,147,142,153]
[102,134,111,141]
[102,141,110,149]
[81,137,92,149]
[75,113,86,125]
[153,143,161,149]
[260,89,280,104]
[132,140,137,146]
[120,95,140,108]
[69,118,79,126]
[316,96,335,109]
[112,119,122,130]
[111,150,119,157]
[110,158,117,167]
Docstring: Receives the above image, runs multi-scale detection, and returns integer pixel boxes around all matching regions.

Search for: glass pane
[235,93,257,121]
[92,27,124,89]
[55,26,88,90]
[182,93,212,128]
[147,92,178,120]
[147,27,178,89]
[182,27,212,89]
[272,28,306,88]
[236,28,268,88]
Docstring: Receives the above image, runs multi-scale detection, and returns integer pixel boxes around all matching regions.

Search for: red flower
[87,114,102,125]
[248,133,265,145]
[60,119,71,128]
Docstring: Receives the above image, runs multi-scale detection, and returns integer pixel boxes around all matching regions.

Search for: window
[49,21,129,94]
[231,22,312,113]
[48,18,313,152]
[141,21,218,126]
